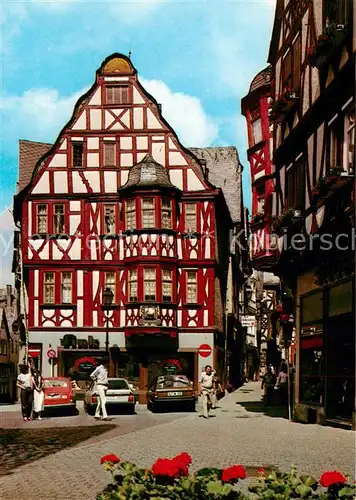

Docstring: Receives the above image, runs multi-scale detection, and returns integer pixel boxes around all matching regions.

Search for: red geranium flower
[320,471,347,488]
[100,453,120,464]
[174,452,192,466]
[152,458,181,478]
[257,467,265,476]
[222,465,247,483]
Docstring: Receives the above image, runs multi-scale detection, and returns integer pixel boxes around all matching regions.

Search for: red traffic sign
[47,349,57,359]
[198,344,212,358]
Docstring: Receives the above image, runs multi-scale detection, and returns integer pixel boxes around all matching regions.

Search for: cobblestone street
[0,382,354,500]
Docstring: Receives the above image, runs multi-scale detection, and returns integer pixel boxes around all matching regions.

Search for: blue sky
[0,0,275,284]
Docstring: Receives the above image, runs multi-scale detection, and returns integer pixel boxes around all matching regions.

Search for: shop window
[104,204,116,234]
[105,272,116,302]
[128,270,137,302]
[186,271,198,303]
[72,143,83,168]
[162,199,172,229]
[106,86,129,105]
[61,272,72,304]
[328,280,353,317]
[36,204,48,234]
[281,36,301,92]
[325,0,351,26]
[103,143,116,167]
[301,291,323,325]
[327,117,344,170]
[144,269,156,301]
[125,199,136,230]
[53,204,65,234]
[142,198,155,228]
[300,340,323,405]
[44,272,55,304]
[162,269,172,302]
[185,203,197,232]
[344,111,355,174]
[286,157,305,210]
[252,118,262,145]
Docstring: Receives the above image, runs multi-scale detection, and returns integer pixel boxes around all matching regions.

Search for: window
[125,199,136,230]
[325,0,351,26]
[300,341,323,404]
[286,158,305,210]
[37,204,48,233]
[345,111,355,174]
[103,142,116,167]
[162,269,173,302]
[186,271,198,303]
[256,185,265,213]
[61,272,72,304]
[281,35,301,92]
[144,269,156,301]
[105,272,116,302]
[185,204,197,232]
[72,143,83,168]
[252,118,262,144]
[142,198,155,228]
[128,270,137,302]
[106,86,129,105]
[104,205,116,234]
[328,118,344,170]
[53,204,65,233]
[44,272,55,304]
[162,199,172,229]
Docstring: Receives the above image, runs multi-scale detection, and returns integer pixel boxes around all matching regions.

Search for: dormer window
[142,198,155,228]
[162,199,172,229]
[106,86,129,105]
[125,199,136,230]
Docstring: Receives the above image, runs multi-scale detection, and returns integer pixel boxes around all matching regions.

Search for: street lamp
[103,288,114,354]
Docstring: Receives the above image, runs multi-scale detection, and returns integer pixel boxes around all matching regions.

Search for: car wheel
[186,401,196,412]
[129,404,136,414]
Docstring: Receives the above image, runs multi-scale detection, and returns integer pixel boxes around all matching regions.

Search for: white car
[84,378,136,415]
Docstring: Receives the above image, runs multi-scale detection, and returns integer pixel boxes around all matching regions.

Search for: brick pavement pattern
[0,382,354,500]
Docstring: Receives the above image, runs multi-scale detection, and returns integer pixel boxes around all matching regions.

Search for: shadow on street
[238,399,290,419]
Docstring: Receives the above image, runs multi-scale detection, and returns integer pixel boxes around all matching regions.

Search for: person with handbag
[32,369,44,420]
[90,358,112,421]
[17,364,34,421]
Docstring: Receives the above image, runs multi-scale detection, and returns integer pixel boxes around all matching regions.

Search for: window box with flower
[250,212,265,228]
[307,24,347,69]
[270,208,297,234]
[270,89,299,123]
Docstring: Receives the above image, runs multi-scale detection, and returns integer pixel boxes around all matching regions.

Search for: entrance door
[326,313,355,420]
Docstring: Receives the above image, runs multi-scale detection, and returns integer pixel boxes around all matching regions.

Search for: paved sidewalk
[0,382,354,500]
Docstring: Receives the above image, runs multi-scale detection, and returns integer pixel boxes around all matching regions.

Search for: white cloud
[141,78,219,147]
[0,207,15,288]
[1,88,85,146]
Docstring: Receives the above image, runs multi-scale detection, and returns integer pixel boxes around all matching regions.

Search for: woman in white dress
[32,370,44,420]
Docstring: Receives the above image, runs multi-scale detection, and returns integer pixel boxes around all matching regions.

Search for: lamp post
[103,288,114,355]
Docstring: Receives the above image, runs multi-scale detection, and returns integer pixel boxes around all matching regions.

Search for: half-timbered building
[243,0,355,428]
[13,54,246,402]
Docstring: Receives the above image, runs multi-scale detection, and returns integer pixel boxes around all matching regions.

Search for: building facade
[0,286,19,403]
[243,0,355,428]
[13,54,247,402]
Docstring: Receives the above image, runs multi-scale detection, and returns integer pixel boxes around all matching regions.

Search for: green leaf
[300,475,318,488]
[338,486,356,498]
[206,480,223,495]
[296,484,312,497]
[221,483,233,496]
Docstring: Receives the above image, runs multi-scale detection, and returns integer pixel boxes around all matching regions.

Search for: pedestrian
[276,362,288,405]
[261,365,276,406]
[211,373,222,409]
[17,363,33,421]
[32,369,44,420]
[90,358,112,421]
[199,365,215,419]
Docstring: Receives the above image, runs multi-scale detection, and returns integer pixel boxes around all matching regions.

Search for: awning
[28,348,41,358]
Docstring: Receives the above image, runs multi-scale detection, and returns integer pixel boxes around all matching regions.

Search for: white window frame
[185,203,197,233]
[144,268,156,302]
[44,272,55,304]
[128,270,138,302]
[186,270,198,304]
[142,198,155,228]
[61,272,72,304]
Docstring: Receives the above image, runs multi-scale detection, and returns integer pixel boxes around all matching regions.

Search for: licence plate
[48,394,60,399]
[106,395,126,401]
[167,392,183,396]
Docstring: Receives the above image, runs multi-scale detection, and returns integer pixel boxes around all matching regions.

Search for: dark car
[147,374,197,412]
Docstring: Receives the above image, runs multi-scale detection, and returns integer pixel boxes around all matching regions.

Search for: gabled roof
[118,154,179,192]
[249,66,272,93]
[18,140,52,193]
[188,147,242,223]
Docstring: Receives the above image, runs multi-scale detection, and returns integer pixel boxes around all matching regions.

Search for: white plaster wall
[179,332,214,372]
[187,169,205,191]
[48,154,67,168]
[133,87,145,104]
[169,169,183,190]
[169,151,187,166]
[147,108,162,129]
[136,136,148,150]
[32,172,50,194]
[121,137,132,150]
[90,109,102,130]
[53,171,68,194]
[134,108,143,129]
[104,171,118,193]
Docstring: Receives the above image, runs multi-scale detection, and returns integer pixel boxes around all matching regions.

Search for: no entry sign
[198,344,212,358]
[47,349,57,359]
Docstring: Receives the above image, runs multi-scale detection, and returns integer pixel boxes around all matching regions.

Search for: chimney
[200,159,209,180]
[6,285,12,307]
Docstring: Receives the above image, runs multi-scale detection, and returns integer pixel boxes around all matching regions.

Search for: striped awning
[28,347,41,358]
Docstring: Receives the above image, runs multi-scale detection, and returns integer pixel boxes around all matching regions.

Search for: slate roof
[118,154,178,191]
[189,147,242,223]
[18,140,52,193]
[249,65,272,94]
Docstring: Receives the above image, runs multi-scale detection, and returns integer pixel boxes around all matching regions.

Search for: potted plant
[270,89,299,123]
[307,23,347,69]
[250,212,264,227]
[325,166,343,183]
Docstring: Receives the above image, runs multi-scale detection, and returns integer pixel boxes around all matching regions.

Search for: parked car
[43,377,77,415]
[84,378,136,415]
[147,374,197,412]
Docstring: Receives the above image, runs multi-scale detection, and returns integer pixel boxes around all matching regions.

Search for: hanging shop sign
[61,335,100,349]
[159,358,183,374]
[241,316,256,327]
[73,356,98,371]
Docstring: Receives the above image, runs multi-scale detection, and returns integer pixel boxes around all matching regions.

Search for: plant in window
[270,89,299,123]
[270,208,296,234]
[250,212,264,226]
[307,24,347,68]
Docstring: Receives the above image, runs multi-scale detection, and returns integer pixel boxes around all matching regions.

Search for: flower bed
[97,453,356,499]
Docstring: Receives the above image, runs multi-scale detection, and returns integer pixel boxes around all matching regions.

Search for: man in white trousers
[90,358,112,421]
[200,365,216,419]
